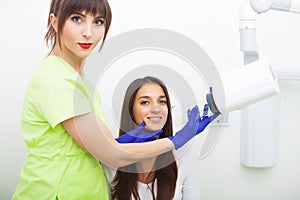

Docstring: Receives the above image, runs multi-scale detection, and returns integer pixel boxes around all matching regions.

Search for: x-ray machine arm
[239,0,300,168]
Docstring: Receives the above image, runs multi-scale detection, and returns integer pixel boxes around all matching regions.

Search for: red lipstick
[78,43,92,49]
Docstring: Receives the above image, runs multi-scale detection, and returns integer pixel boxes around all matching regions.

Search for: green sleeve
[35,75,93,129]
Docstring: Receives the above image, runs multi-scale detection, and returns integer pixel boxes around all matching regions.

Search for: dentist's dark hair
[112,76,178,200]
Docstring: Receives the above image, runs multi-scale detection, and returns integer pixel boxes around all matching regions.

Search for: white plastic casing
[240,95,280,168]
[213,59,280,113]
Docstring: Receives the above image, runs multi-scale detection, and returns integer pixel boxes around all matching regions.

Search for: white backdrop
[1,0,300,199]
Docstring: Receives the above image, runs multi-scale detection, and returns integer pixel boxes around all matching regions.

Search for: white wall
[1,1,49,199]
[1,0,300,199]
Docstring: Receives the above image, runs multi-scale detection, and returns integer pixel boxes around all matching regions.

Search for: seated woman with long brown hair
[110,76,215,200]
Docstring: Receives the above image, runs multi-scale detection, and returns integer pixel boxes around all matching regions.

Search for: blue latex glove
[188,104,220,134]
[169,105,200,149]
[116,121,163,143]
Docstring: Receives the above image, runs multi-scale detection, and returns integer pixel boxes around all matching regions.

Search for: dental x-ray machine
[206,0,300,167]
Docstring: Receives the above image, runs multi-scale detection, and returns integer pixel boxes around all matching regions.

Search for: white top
[172,139,202,200]
[104,138,202,200]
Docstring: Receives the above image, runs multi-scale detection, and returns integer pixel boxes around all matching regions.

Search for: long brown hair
[111,77,178,200]
[44,0,112,53]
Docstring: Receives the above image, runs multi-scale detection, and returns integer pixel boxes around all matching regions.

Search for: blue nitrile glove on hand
[169,105,200,150]
[188,104,220,134]
[116,121,163,143]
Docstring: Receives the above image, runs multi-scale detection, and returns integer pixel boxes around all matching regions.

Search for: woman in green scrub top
[12,0,213,199]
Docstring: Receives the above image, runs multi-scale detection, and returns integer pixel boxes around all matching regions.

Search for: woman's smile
[147,115,163,123]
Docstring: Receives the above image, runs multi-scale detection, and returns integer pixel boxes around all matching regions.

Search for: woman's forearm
[62,113,175,168]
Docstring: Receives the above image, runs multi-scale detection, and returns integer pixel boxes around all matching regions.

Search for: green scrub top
[12,56,109,200]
